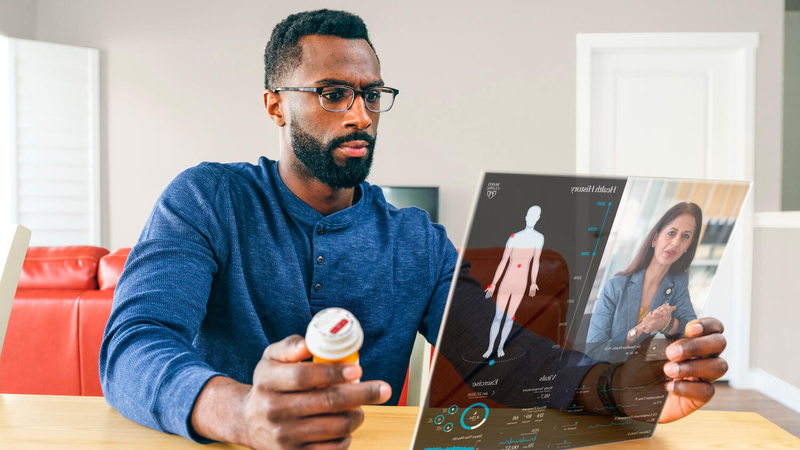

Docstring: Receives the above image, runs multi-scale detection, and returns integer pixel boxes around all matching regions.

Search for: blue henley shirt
[100,157,458,442]
[100,157,595,444]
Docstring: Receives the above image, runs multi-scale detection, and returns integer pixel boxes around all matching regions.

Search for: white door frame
[575,32,758,389]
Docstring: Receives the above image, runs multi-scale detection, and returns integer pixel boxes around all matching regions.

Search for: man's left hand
[658,317,727,423]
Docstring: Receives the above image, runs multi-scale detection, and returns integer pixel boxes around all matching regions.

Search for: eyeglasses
[272,85,399,113]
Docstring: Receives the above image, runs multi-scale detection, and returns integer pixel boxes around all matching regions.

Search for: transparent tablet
[410,173,751,450]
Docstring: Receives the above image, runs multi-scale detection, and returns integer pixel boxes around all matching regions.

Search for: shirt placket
[310,221,328,310]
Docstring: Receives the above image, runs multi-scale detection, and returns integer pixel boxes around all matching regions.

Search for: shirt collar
[261,157,368,229]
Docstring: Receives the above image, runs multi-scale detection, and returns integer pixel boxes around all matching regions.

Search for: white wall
[27,0,784,250]
[751,227,800,389]
[0,0,36,40]
[1,0,36,227]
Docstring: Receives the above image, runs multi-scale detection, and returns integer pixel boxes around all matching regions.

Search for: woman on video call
[586,202,701,359]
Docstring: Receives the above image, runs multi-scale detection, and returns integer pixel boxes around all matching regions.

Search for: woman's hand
[655,304,676,316]
[484,284,496,299]
[528,284,539,297]
[640,312,663,334]
[641,305,676,333]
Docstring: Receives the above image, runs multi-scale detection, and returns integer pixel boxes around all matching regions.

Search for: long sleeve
[418,222,460,346]
[669,272,697,336]
[99,164,229,443]
[585,277,626,360]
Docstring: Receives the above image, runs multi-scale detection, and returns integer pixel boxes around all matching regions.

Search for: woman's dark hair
[264,9,377,90]
[617,202,703,276]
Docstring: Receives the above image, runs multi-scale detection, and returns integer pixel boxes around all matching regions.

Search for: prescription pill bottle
[305,307,364,364]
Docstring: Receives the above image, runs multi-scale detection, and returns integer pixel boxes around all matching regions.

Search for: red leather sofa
[0,246,416,404]
[0,246,129,396]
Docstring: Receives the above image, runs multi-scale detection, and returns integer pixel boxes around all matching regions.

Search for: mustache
[328,131,376,149]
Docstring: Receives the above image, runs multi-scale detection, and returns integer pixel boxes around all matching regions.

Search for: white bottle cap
[305,307,364,361]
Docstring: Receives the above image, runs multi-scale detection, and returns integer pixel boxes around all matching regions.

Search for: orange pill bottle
[305,307,364,364]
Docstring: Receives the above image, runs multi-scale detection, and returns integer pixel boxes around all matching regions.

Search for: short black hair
[264,9,378,89]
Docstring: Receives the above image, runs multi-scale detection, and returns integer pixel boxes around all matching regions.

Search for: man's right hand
[242,335,392,449]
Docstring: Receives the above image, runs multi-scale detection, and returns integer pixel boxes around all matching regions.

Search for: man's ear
[264,90,286,127]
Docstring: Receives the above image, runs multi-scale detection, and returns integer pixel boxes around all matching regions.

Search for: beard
[289,120,376,189]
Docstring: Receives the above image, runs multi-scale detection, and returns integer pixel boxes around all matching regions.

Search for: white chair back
[0,224,31,358]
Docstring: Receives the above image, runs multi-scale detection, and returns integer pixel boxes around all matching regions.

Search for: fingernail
[689,323,703,335]
[664,362,679,377]
[666,345,681,360]
[665,381,675,392]
[380,384,392,400]
[296,339,306,349]
[343,365,361,380]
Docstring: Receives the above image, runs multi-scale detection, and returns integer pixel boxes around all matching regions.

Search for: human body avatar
[483,206,544,358]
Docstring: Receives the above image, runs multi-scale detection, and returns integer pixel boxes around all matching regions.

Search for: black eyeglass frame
[271,86,400,113]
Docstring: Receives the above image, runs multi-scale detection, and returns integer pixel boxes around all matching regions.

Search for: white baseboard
[742,368,800,414]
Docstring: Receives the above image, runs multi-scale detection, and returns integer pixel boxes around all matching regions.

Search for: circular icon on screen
[434,415,445,425]
[443,423,454,432]
[460,403,489,430]
[448,405,459,415]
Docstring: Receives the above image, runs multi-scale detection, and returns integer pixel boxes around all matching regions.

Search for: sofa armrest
[98,248,131,291]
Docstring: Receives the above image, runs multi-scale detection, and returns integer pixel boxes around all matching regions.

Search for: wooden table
[1,394,799,449]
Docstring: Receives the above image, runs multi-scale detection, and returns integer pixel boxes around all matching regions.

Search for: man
[100,9,728,450]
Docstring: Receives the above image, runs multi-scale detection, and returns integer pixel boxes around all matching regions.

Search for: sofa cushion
[18,246,110,291]
[98,248,131,291]
[0,290,83,395]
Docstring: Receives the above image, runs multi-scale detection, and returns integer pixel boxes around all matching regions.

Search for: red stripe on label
[330,319,349,335]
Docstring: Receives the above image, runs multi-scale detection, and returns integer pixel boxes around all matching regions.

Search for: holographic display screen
[411,173,751,450]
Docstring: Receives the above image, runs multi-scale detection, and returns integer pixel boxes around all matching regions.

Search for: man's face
[280,35,382,189]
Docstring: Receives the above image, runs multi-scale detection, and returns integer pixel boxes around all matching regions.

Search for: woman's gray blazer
[585,269,697,360]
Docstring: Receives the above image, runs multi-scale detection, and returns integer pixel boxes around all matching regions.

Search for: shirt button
[317,226,325,236]
[317,255,325,265]
[314,283,322,292]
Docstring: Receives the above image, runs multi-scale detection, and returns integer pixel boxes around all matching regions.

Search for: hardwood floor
[702,382,800,438]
